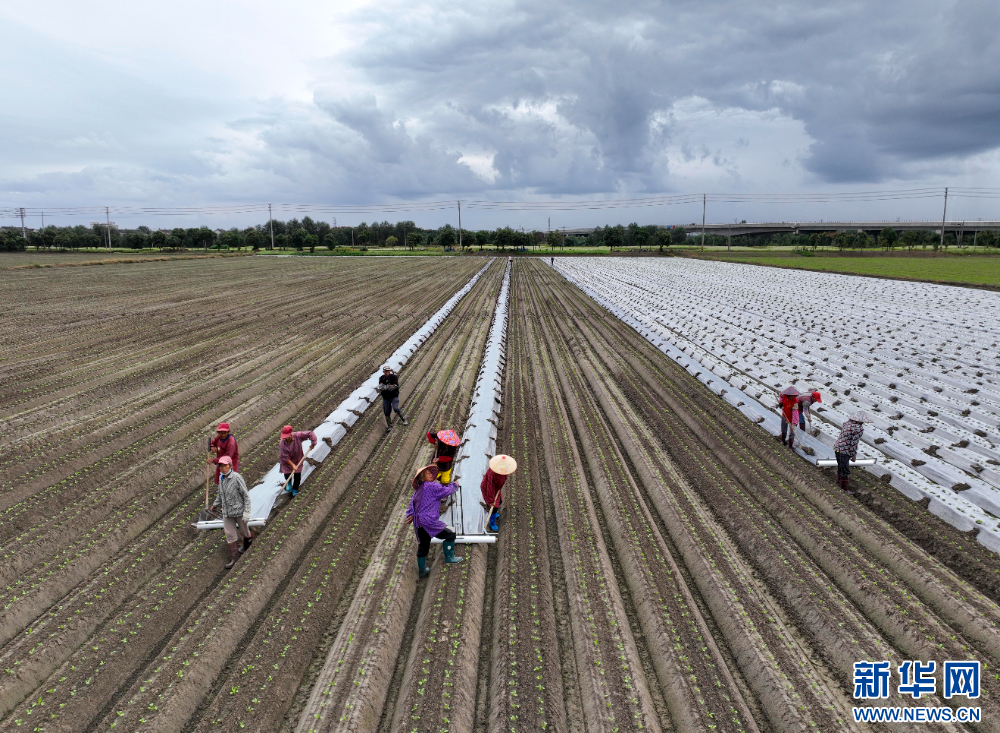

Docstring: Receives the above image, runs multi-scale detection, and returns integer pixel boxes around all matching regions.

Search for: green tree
[654,228,671,253]
[632,225,650,250]
[408,233,422,249]
[305,234,318,253]
[243,228,262,250]
[494,226,515,252]
[384,235,398,249]
[291,229,308,251]
[900,230,919,251]
[605,225,624,252]
[546,230,564,249]
[41,228,58,250]
[834,231,853,251]
[150,230,167,249]
[670,226,687,246]
[879,227,898,251]
[438,224,456,250]
[221,228,244,251]
[316,221,331,248]
[475,230,490,251]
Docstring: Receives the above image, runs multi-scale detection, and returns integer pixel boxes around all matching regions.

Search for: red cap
[813,392,822,403]
[218,456,233,466]
[217,422,230,432]
[280,425,293,438]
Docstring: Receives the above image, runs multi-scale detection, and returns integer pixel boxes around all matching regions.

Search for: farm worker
[777,386,799,449]
[211,456,252,568]
[481,454,517,533]
[833,411,872,493]
[405,464,462,578]
[208,422,239,485]
[797,391,822,435]
[426,429,461,483]
[279,425,317,497]
[378,366,408,432]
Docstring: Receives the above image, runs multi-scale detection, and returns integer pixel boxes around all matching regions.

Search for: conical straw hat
[489,454,518,475]
[412,464,439,491]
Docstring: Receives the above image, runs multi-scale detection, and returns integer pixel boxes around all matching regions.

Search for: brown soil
[2,257,999,733]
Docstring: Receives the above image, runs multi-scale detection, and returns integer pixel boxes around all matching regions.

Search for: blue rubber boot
[488,511,499,533]
[442,540,463,564]
[417,556,430,578]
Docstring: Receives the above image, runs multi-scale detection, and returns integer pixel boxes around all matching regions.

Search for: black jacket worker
[378,366,408,432]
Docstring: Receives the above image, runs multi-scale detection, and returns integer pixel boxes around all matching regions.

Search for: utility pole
[701,193,707,251]
[106,206,112,249]
[268,204,275,250]
[727,221,732,252]
[457,200,462,251]
[41,212,44,229]
[351,228,354,248]
[939,187,948,251]
[18,207,26,239]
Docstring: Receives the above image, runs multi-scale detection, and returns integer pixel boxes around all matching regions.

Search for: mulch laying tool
[198,437,214,521]
[816,458,878,467]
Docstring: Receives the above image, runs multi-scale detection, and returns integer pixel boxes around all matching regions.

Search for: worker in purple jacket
[405,464,462,578]
[279,425,317,497]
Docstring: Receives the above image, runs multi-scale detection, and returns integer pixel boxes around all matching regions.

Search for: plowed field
[2,257,999,733]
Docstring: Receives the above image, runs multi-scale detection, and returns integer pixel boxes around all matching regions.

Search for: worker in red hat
[208,422,239,486]
[278,425,318,497]
[796,390,822,436]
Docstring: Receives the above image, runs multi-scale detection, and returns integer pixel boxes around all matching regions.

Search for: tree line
[3,217,998,253]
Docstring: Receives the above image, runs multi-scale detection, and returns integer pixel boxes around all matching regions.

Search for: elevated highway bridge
[562,221,1000,238]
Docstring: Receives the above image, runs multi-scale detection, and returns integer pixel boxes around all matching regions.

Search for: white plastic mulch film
[552,257,1000,554]
[195,259,496,531]
[440,258,512,539]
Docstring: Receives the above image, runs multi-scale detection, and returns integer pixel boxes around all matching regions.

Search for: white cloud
[2,0,1000,230]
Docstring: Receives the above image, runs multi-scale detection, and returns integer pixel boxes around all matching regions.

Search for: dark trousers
[383,396,402,419]
[835,451,851,479]
[283,472,301,492]
[416,526,456,557]
[781,416,806,439]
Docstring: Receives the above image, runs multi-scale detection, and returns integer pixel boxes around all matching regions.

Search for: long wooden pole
[205,438,213,509]
[280,445,315,493]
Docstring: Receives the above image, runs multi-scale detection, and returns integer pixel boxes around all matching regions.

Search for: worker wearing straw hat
[777,386,799,449]
[208,422,239,485]
[833,411,872,493]
[210,456,253,569]
[481,454,517,533]
[405,464,462,578]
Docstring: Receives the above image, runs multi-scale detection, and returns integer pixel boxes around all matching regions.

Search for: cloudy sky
[2,0,1000,229]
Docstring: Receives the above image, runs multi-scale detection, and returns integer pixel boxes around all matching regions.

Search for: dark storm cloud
[3,0,1000,218]
[331,0,1000,185]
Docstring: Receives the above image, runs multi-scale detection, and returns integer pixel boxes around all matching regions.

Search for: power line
[3,186,998,222]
